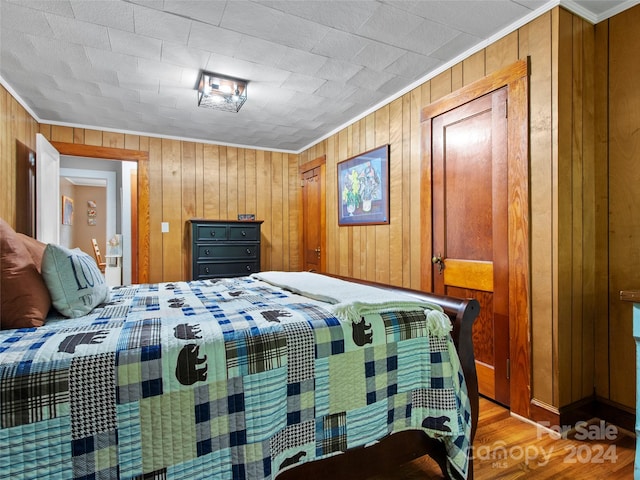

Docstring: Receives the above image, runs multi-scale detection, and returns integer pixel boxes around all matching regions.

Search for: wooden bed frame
[277,274,480,480]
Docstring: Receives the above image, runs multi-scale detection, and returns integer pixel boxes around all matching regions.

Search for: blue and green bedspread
[0,275,471,479]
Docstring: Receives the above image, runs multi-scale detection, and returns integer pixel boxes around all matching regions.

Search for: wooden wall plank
[451,63,463,92]
[85,129,103,146]
[578,14,596,401]
[237,148,247,215]
[364,115,376,280]
[569,13,585,403]
[256,151,272,270]
[147,137,163,283]
[337,129,350,278]
[161,139,182,281]
[326,135,338,274]
[287,153,299,270]
[407,88,424,290]
[103,132,125,149]
[352,121,363,280]
[203,145,220,219]
[279,153,289,271]
[124,134,140,151]
[521,11,555,407]
[73,128,84,144]
[593,18,610,401]
[226,147,239,218]
[463,51,486,86]
[401,93,412,288]
[39,123,51,139]
[219,147,228,219]
[486,31,519,73]
[389,97,403,287]
[375,106,390,285]
[51,125,74,143]
[431,69,452,101]
[245,150,257,218]
[181,142,197,280]
[195,143,204,219]
[271,152,284,271]
[556,7,574,408]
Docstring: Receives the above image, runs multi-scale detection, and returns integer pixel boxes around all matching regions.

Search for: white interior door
[36,133,60,244]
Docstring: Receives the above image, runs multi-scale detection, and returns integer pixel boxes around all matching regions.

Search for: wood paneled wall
[37,124,301,283]
[0,85,39,227]
[554,9,599,409]
[603,4,640,410]
[299,7,610,412]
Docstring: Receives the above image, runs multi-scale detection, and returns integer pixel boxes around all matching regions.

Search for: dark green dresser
[188,219,263,279]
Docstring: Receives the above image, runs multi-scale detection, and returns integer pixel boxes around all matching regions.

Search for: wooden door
[432,87,510,406]
[301,158,326,272]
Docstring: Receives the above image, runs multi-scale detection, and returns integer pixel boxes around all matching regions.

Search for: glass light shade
[197,71,247,113]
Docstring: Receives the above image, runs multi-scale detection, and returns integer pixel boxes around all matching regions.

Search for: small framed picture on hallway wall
[62,195,74,226]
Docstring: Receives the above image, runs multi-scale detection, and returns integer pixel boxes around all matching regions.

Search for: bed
[0,222,479,480]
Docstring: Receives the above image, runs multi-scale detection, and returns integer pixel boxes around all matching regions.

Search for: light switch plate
[161,222,169,233]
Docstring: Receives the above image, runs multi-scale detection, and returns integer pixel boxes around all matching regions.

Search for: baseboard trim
[593,396,635,433]
[529,398,560,425]
[528,396,635,432]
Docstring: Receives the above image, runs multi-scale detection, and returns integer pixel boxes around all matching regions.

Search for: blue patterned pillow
[41,243,109,318]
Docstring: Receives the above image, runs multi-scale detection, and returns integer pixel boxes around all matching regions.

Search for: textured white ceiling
[0,0,635,152]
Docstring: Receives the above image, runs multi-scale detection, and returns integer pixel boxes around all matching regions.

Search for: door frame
[299,155,326,272]
[420,59,530,417]
[51,141,150,283]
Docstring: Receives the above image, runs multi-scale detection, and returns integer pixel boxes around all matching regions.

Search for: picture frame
[62,195,74,225]
[337,144,390,226]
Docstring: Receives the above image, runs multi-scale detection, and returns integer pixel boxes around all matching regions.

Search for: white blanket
[252,271,452,336]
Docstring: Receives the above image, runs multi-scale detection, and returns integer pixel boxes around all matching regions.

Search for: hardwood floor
[369,397,635,479]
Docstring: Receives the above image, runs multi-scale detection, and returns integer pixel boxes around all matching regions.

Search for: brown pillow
[0,219,51,329]
[17,232,47,273]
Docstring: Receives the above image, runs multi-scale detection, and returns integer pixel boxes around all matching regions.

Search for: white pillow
[41,243,110,318]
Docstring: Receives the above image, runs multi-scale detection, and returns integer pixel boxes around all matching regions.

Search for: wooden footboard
[276,274,480,480]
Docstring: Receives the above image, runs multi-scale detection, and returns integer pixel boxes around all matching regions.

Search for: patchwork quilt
[0,276,471,479]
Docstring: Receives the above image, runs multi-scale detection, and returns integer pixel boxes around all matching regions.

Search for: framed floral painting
[337,144,389,226]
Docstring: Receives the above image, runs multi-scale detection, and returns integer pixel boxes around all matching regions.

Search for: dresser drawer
[197,262,259,278]
[229,225,259,241]
[196,244,258,260]
[194,224,228,241]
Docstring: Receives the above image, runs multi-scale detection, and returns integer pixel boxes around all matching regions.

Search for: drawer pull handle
[204,249,210,255]
[204,267,210,274]
[246,249,251,255]
[241,231,246,236]
[210,231,216,237]
[246,265,252,271]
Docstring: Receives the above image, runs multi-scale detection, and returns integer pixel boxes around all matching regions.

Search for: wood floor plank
[367,397,634,479]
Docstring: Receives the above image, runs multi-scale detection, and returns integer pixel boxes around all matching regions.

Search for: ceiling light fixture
[197,70,248,113]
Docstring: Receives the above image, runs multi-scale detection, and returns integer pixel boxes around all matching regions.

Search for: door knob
[431,255,445,273]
